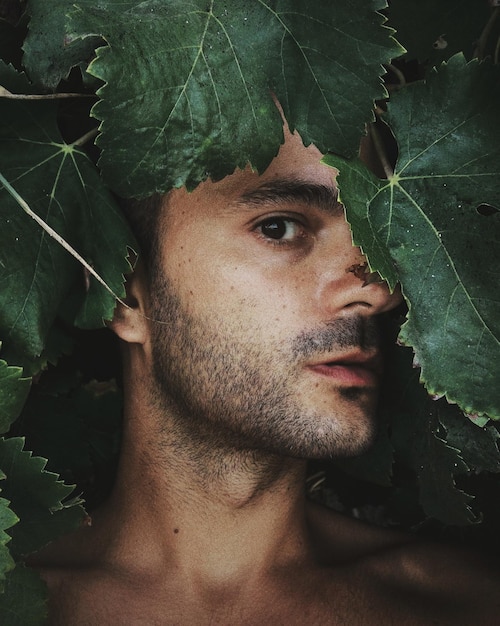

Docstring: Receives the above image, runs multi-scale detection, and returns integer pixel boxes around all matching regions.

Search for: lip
[306,352,382,387]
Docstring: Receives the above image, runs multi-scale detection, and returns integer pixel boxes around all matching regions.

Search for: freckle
[174,528,179,534]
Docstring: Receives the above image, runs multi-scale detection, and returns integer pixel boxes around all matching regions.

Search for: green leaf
[0,64,136,370]
[0,564,48,625]
[438,405,500,474]
[21,375,122,488]
[0,490,18,592]
[325,55,500,419]
[0,348,31,435]
[22,0,102,89]
[65,0,403,196]
[388,0,493,65]
[0,437,85,558]
[388,352,477,526]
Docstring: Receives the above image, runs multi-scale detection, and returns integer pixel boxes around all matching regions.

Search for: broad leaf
[0,481,18,592]
[22,0,137,89]
[0,564,48,625]
[0,437,85,558]
[439,406,500,474]
[65,0,403,196]
[325,55,500,419]
[0,348,31,434]
[388,351,477,526]
[21,374,123,493]
[0,63,136,370]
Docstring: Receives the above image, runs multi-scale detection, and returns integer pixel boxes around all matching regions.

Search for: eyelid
[247,210,308,228]
[252,213,311,247]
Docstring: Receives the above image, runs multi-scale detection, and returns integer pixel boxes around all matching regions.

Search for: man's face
[146,130,401,459]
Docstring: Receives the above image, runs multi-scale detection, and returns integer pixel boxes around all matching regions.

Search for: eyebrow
[234,179,343,216]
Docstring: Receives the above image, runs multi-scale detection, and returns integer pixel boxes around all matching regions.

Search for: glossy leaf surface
[65,0,402,196]
[326,55,500,419]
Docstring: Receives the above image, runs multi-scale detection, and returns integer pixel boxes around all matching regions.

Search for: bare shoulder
[307,500,500,624]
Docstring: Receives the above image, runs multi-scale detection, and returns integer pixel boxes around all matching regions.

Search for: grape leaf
[0,564,48,625]
[0,63,137,370]
[0,348,31,435]
[388,0,493,65]
[325,55,500,419]
[387,350,477,526]
[438,405,500,474]
[0,483,18,593]
[0,437,85,559]
[22,0,138,89]
[65,0,403,197]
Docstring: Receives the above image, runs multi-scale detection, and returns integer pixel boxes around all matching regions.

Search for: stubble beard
[149,273,382,462]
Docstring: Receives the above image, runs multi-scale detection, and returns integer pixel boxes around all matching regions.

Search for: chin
[271,410,378,461]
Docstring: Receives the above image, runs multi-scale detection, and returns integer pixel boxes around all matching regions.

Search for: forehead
[162,129,337,224]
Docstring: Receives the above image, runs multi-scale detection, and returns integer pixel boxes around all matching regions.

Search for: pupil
[262,219,285,239]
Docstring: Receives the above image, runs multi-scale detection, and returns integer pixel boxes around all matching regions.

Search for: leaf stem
[0,86,93,100]
[0,172,130,310]
[72,128,99,148]
[385,63,406,88]
[368,123,394,179]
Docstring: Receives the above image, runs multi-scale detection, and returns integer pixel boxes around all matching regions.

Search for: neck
[95,371,314,587]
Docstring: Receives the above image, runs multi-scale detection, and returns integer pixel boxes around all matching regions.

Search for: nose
[316,236,403,317]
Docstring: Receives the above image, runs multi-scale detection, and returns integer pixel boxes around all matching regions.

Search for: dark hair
[117,194,163,275]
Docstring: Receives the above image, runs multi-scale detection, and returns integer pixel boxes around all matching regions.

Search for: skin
[32,128,500,625]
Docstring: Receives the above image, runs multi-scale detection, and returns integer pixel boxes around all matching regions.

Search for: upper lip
[307,351,383,375]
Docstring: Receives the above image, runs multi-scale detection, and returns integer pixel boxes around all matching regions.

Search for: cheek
[160,228,318,330]
[191,258,316,337]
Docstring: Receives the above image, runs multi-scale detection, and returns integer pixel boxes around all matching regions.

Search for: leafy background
[0,0,499,622]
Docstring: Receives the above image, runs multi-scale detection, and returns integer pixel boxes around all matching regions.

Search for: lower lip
[308,364,379,387]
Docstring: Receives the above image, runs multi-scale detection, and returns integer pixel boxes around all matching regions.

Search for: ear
[108,263,150,345]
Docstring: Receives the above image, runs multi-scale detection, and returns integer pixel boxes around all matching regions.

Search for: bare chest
[42,565,485,626]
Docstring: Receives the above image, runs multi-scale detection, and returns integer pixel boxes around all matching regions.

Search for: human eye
[254,215,307,245]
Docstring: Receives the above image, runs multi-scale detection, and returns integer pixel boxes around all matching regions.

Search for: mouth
[306,352,381,387]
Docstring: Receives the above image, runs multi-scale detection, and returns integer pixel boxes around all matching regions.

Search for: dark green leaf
[22,0,102,89]
[439,406,500,474]
[0,64,136,370]
[325,55,500,419]
[0,564,48,625]
[65,0,403,196]
[0,349,31,434]
[0,437,85,558]
[389,352,477,526]
[0,487,18,593]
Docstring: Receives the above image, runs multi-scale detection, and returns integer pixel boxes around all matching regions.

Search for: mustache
[291,316,380,359]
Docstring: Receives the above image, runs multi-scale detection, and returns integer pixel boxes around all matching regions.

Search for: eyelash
[253,215,308,247]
